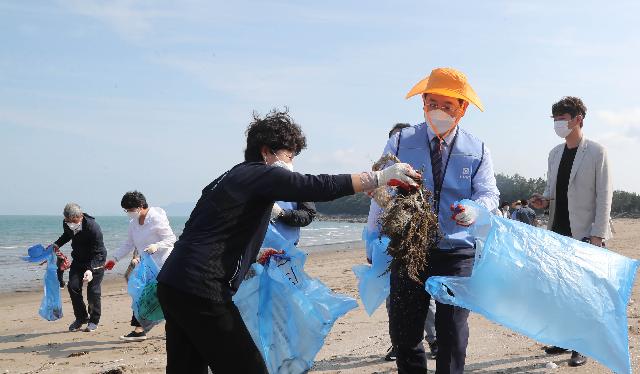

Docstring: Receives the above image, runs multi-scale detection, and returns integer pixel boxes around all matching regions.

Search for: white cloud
[594,108,640,141]
[59,0,163,41]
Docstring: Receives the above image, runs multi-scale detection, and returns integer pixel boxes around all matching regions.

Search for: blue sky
[2,0,639,215]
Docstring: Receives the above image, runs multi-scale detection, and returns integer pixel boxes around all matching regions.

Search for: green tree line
[315,173,640,215]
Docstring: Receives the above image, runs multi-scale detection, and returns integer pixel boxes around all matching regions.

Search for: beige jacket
[543,137,612,240]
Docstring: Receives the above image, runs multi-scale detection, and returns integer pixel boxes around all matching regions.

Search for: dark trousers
[67,266,104,324]
[56,257,65,286]
[57,269,64,286]
[131,313,142,327]
[389,248,475,374]
[157,283,268,374]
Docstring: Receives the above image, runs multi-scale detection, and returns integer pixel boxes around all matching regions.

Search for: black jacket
[278,201,316,227]
[54,214,106,270]
[157,162,353,302]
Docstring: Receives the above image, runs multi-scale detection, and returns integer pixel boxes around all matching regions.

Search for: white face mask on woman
[272,160,294,172]
[554,120,573,138]
[127,210,140,220]
[425,109,457,137]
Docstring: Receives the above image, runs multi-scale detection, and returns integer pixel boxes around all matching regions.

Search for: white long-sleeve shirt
[111,207,176,267]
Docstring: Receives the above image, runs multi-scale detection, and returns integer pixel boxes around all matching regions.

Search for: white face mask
[425,109,456,136]
[554,120,573,138]
[66,221,81,231]
[272,157,294,172]
[127,210,140,220]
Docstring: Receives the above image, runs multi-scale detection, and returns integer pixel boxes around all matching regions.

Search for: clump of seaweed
[374,155,440,282]
[370,154,400,208]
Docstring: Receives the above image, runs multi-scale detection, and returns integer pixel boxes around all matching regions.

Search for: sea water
[0,216,364,292]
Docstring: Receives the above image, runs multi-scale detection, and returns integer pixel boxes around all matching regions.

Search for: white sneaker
[84,322,98,332]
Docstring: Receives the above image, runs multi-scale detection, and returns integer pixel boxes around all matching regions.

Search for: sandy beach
[1,219,638,374]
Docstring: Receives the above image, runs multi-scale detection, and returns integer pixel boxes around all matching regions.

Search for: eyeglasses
[426,102,461,115]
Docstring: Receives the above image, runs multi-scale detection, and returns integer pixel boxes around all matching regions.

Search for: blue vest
[271,201,300,244]
[396,124,484,250]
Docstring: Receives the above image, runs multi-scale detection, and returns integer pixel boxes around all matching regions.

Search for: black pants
[57,269,64,286]
[68,266,104,324]
[389,248,475,374]
[131,313,142,328]
[56,257,65,286]
[157,283,268,374]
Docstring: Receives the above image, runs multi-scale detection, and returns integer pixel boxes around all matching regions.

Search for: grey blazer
[543,137,612,240]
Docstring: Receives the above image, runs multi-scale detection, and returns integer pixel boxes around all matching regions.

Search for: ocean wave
[0,246,19,249]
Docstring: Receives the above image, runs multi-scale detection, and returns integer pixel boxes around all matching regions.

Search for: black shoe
[544,345,569,354]
[120,330,147,342]
[569,351,587,367]
[428,340,438,359]
[384,345,397,361]
[59,281,66,289]
[68,320,85,332]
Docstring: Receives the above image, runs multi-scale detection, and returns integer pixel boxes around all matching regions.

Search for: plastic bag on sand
[426,199,640,374]
[234,225,358,374]
[128,254,163,329]
[352,228,392,316]
[23,245,63,321]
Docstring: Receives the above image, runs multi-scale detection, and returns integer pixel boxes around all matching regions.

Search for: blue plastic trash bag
[426,199,640,374]
[23,244,50,263]
[352,228,392,315]
[234,225,358,374]
[128,254,162,330]
[23,244,63,321]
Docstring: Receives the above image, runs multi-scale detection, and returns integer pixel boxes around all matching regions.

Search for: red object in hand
[388,179,418,191]
[105,260,116,270]
[257,248,284,265]
[450,204,473,227]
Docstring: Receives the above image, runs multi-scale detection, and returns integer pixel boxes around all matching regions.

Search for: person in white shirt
[498,201,510,218]
[105,191,177,341]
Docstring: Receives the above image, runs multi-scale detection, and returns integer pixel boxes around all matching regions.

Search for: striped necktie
[431,137,444,190]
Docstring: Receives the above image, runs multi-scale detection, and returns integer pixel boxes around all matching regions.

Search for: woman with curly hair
[156,108,420,373]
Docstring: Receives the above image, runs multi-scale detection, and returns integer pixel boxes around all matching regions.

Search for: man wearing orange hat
[368,67,499,374]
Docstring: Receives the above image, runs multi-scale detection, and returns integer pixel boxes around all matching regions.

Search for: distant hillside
[315,193,370,216]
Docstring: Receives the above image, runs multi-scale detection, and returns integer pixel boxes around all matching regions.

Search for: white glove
[82,270,93,283]
[451,203,478,227]
[376,163,420,190]
[270,203,284,221]
[131,257,140,266]
[144,244,158,254]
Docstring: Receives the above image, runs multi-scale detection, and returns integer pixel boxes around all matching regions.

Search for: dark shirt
[157,162,354,302]
[515,206,537,226]
[279,201,317,227]
[54,214,106,270]
[552,145,578,236]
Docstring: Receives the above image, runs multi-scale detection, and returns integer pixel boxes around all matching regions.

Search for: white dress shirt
[111,207,176,267]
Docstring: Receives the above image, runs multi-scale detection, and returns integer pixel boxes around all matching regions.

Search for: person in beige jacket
[531,96,612,367]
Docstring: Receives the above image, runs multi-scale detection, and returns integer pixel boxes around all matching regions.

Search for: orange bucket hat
[405,67,484,112]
